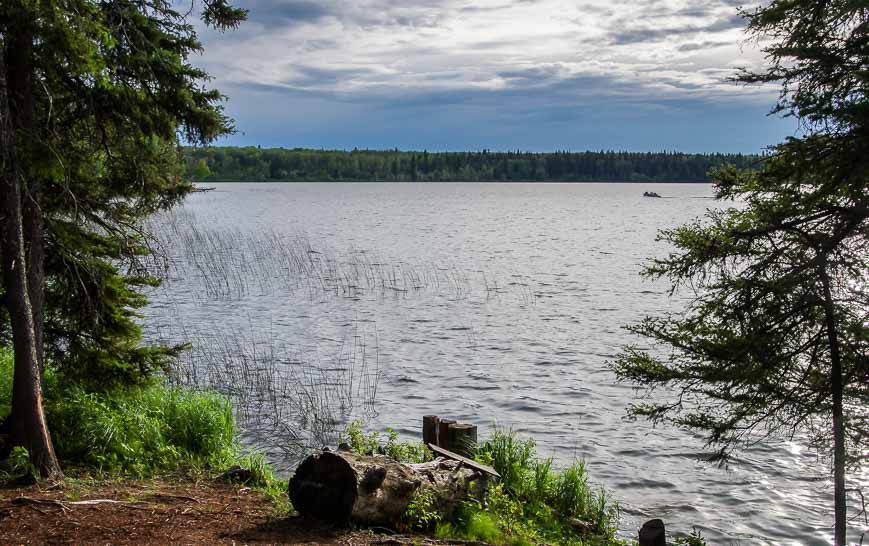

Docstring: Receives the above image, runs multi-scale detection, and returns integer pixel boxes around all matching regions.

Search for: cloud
[238,0,333,27]
[608,13,745,44]
[192,0,785,152]
[677,40,733,52]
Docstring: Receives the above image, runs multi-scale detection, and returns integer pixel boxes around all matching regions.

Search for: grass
[344,421,432,463]
[0,345,289,513]
[46,385,236,473]
[344,424,623,545]
[460,430,621,545]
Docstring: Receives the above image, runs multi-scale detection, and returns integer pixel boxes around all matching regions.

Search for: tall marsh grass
[155,319,380,470]
[143,208,538,304]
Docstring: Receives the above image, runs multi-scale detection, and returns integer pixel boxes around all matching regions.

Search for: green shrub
[344,425,623,544]
[551,460,591,519]
[343,421,431,463]
[464,510,503,543]
[46,384,235,473]
[476,430,536,497]
[469,430,621,545]
[402,489,442,531]
[0,347,12,418]
[0,446,37,481]
[0,345,286,512]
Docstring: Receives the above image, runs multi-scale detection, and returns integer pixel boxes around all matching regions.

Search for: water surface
[143,182,860,545]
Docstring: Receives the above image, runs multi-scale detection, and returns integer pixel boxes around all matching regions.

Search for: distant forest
[184,147,761,182]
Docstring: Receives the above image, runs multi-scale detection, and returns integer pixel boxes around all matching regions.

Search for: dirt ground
[0,478,478,545]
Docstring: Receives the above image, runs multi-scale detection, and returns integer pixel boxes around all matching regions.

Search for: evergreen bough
[613,2,868,544]
[0,1,246,476]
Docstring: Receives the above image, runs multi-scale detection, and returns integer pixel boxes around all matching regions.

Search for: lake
[142,182,857,545]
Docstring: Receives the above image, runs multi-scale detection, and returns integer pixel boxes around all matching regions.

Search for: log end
[289,452,358,524]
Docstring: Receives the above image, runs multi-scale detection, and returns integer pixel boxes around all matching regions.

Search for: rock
[217,465,253,484]
[568,517,592,532]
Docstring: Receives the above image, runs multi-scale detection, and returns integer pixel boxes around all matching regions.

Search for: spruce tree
[0,0,245,476]
[612,2,868,544]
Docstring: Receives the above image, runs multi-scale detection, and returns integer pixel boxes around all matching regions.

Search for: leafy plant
[343,422,431,463]
[1,447,37,482]
[675,528,708,546]
[345,420,380,455]
[402,489,442,531]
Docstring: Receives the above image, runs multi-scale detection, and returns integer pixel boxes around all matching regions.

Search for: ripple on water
[143,182,857,545]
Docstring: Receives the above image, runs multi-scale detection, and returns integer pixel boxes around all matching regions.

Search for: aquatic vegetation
[143,207,537,305]
[157,321,381,469]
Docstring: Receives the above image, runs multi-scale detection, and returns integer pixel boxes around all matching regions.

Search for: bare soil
[0,478,478,545]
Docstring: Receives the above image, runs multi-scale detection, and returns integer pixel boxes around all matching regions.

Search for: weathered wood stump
[423,415,440,446]
[289,450,484,525]
[447,423,477,458]
[437,419,456,450]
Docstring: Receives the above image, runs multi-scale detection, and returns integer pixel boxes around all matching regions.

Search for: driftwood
[289,450,488,525]
[426,444,499,479]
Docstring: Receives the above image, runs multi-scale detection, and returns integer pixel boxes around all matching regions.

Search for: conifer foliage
[613,2,867,544]
[0,1,245,476]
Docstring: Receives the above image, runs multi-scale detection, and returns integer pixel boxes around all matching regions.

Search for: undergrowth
[47,385,236,473]
[0,346,288,512]
[344,421,432,463]
[345,423,623,545]
[0,348,12,417]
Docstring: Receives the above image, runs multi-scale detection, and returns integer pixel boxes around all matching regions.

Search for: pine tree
[0,0,245,476]
[612,2,868,543]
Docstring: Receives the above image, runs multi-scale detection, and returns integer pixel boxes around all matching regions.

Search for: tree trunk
[821,268,846,546]
[288,450,486,525]
[1,18,63,480]
[23,193,44,372]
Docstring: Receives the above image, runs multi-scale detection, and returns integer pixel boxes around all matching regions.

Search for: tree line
[184,147,761,182]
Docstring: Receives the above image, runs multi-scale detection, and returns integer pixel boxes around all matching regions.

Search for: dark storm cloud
[239,0,333,27]
[232,65,378,92]
[237,0,448,29]
[218,72,792,153]
[290,65,379,86]
[609,13,744,44]
[677,39,733,52]
[497,65,562,84]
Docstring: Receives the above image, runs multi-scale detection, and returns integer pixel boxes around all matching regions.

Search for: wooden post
[423,415,440,446]
[437,419,456,450]
[448,423,478,458]
[638,519,666,546]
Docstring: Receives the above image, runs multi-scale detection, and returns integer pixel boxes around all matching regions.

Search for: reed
[143,208,539,304]
[156,319,381,470]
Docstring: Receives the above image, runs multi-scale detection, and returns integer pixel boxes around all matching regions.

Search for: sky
[193,0,797,153]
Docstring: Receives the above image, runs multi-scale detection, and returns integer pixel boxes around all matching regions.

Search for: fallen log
[289,450,487,525]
